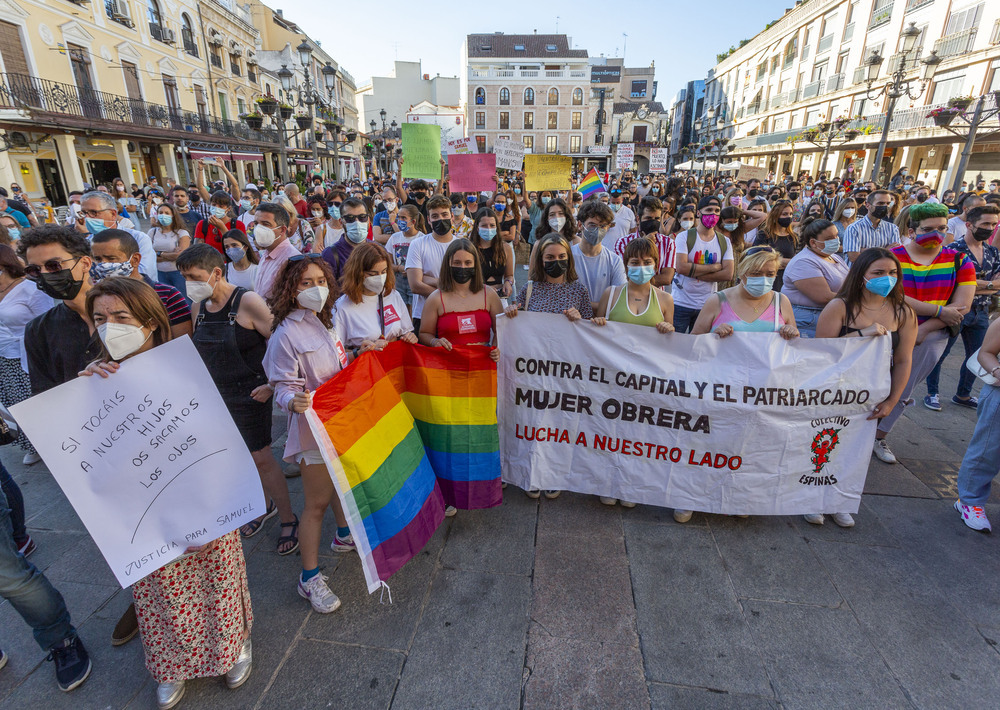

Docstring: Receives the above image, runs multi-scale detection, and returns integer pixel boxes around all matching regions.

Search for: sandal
[277,515,300,556]
[240,501,277,538]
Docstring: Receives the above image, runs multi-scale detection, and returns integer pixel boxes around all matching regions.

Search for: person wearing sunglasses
[76,191,159,282]
[320,197,369,283]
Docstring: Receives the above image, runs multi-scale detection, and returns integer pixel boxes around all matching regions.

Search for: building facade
[694,0,1000,187]
[668,80,706,168]
[356,60,461,134]
[460,33,592,164]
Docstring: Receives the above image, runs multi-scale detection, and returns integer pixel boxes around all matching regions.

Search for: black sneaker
[48,636,92,692]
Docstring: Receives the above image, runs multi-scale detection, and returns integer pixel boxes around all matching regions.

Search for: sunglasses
[744,246,776,257]
[25,256,82,280]
[330,201,343,208]
[342,213,369,223]
[287,253,324,264]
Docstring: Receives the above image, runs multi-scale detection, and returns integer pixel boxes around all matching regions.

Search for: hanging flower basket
[833,116,851,130]
[843,130,859,141]
[255,96,277,115]
[294,114,311,129]
[927,106,961,126]
[323,119,339,131]
[817,121,831,133]
[278,104,294,120]
[947,96,973,110]
[241,113,264,130]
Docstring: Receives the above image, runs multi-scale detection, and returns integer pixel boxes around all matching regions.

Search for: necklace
[0,277,23,296]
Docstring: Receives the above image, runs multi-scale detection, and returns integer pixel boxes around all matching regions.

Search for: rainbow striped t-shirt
[891,245,976,323]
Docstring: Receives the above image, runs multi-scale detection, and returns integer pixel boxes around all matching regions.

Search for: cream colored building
[0,0,285,205]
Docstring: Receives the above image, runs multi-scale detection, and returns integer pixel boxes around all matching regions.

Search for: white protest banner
[10,337,265,586]
[616,142,635,168]
[650,148,669,173]
[497,314,891,515]
[493,137,525,171]
[737,164,769,182]
[445,137,476,155]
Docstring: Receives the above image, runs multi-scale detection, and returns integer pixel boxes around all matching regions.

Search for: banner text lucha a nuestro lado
[497,314,892,515]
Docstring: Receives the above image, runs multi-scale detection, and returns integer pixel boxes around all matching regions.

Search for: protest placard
[737,164,769,182]
[445,137,476,155]
[616,142,635,168]
[523,155,572,192]
[401,123,442,179]
[493,137,525,171]
[10,337,265,586]
[497,314,891,515]
[650,148,669,173]
[448,153,497,193]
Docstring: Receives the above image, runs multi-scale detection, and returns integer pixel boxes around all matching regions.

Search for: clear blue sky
[273,0,796,103]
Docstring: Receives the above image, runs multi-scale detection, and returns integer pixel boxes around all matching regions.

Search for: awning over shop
[230,151,264,162]
[187,148,232,161]
[293,159,316,166]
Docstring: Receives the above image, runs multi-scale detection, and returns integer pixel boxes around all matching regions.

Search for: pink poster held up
[447,153,497,193]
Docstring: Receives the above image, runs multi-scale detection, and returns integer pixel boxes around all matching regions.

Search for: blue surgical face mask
[479,227,497,241]
[89,260,134,283]
[345,220,367,243]
[225,246,246,262]
[514,188,522,195]
[627,265,656,285]
[494,203,506,212]
[239,199,253,211]
[8,227,20,240]
[864,275,897,298]
[86,217,110,234]
[743,275,775,297]
[328,205,341,220]
[397,219,408,232]
[541,196,551,205]
[156,213,173,227]
[211,206,227,219]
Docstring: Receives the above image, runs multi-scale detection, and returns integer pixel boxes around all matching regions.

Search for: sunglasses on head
[287,253,324,264]
[743,246,776,257]
[342,213,369,223]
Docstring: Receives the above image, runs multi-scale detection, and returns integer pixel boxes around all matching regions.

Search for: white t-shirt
[333,290,414,349]
[671,231,734,310]
[571,244,626,306]
[227,262,259,291]
[148,227,190,272]
[405,233,455,318]
[385,230,421,267]
[605,205,637,244]
[237,210,255,230]
[948,215,967,243]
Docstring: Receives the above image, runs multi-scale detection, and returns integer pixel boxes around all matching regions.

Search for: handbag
[966,348,998,386]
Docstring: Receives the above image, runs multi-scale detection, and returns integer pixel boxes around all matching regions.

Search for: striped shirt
[842,215,901,255]
[891,245,976,323]
[143,275,192,327]
[613,231,677,271]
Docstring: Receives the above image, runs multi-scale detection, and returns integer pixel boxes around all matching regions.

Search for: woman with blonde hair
[80,277,253,709]
[831,197,858,239]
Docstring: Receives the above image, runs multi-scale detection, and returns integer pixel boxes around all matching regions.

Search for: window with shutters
[499,111,509,129]
[0,21,30,76]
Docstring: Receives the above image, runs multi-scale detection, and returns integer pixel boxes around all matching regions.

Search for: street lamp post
[800,117,861,177]
[932,94,1000,193]
[863,22,940,184]
[278,41,338,179]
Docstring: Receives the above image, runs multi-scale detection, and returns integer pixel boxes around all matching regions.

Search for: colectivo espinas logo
[801,417,848,486]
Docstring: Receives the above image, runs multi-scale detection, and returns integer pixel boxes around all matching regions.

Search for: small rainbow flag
[307,342,500,592]
[578,168,607,199]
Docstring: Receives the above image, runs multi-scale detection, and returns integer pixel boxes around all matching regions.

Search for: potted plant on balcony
[833,115,851,130]
[947,96,974,111]
[278,102,294,120]
[843,129,859,141]
[802,127,821,142]
[255,96,278,115]
[240,111,264,130]
[927,106,962,126]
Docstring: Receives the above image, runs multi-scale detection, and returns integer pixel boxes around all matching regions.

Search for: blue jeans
[0,475,76,651]
[925,307,990,398]
[957,384,1000,505]
[795,306,823,339]
[673,305,702,334]
[0,461,26,544]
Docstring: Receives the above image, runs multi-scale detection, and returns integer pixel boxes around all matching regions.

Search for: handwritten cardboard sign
[737,164,769,182]
[650,148,669,173]
[10,337,265,586]
[523,155,572,192]
[616,142,635,168]
[402,123,443,180]
[445,137,476,155]
[493,138,525,171]
[448,153,497,193]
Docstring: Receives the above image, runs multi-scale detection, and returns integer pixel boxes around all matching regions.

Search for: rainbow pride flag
[578,168,607,199]
[307,342,501,592]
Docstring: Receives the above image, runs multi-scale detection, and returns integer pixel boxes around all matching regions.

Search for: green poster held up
[401,123,442,180]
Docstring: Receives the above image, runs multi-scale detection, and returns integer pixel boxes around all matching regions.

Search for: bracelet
[935,305,943,318]
[991,366,1000,375]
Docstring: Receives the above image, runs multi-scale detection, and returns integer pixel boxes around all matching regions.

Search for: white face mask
[364,273,387,293]
[185,278,214,303]
[296,285,329,312]
[842,209,856,218]
[680,220,695,230]
[548,215,566,231]
[254,224,277,249]
[311,211,324,220]
[98,322,151,360]
[384,200,397,211]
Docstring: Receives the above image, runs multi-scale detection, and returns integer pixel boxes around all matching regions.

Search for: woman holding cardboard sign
[80,277,253,710]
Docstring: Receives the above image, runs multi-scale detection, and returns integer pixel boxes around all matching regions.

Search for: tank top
[192,287,267,391]
[839,325,901,351]
[478,245,505,287]
[711,291,784,333]
[608,285,664,327]
[436,291,493,346]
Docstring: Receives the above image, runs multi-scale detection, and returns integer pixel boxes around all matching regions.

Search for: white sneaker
[955,500,992,532]
[872,439,897,464]
[831,513,855,528]
[543,490,561,499]
[620,501,636,508]
[525,489,541,499]
[599,497,618,506]
[297,573,342,613]
[22,452,40,466]
[803,513,825,525]
[444,505,457,517]
[673,509,693,523]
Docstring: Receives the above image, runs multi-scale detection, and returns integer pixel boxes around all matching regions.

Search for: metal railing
[933,28,977,58]
[818,34,834,53]
[182,29,198,57]
[803,78,825,98]
[210,54,223,69]
[230,60,241,77]
[783,54,795,70]
[247,69,257,84]
[843,22,855,42]
[149,23,166,43]
[853,66,870,84]
[869,0,894,29]
[0,73,277,145]
[888,47,923,72]
[827,72,845,91]
[905,0,933,11]
[801,44,811,61]
[993,18,1000,45]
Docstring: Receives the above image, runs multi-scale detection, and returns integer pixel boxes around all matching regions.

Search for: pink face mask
[730,197,741,206]
[701,214,720,229]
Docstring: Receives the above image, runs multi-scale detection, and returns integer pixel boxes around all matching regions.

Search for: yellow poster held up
[524,155,572,192]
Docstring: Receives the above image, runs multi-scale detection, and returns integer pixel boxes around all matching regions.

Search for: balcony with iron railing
[826,72,845,91]
[230,59,241,77]
[210,53,223,69]
[817,34,835,53]
[887,47,923,72]
[853,65,869,84]
[933,28,977,58]
[149,22,167,43]
[869,0,894,29]
[247,69,257,84]
[782,54,795,70]
[802,78,825,99]
[181,29,198,57]
[905,0,933,12]
[0,73,277,145]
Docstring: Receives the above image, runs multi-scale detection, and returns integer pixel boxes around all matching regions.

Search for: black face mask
[916,193,928,203]
[430,219,451,236]
[748,189,758,198]
[542,259,568,278]
[871,205,889,219]
[36,268,84,301]
[777,216,793,228]
[640,219,660,235]
[788,191,800,200]
[857,204,869,217]
[451,266,476,284]
[973,227,995,242]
